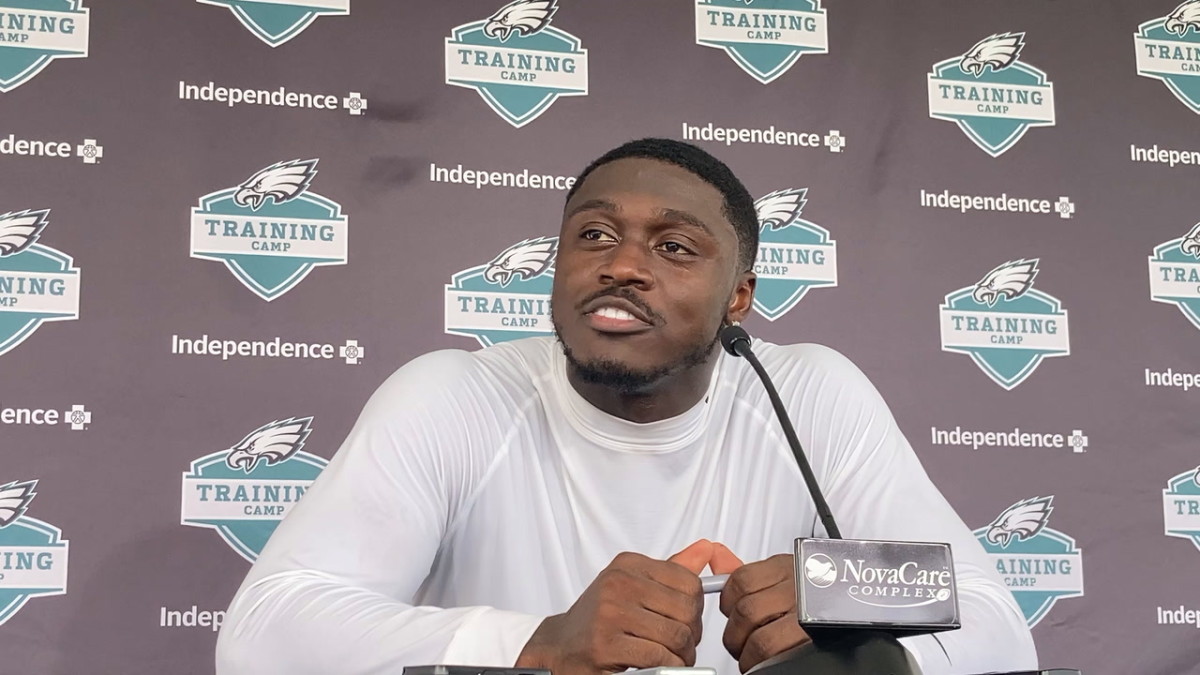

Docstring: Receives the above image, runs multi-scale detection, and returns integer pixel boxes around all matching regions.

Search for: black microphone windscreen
[719,324,751,356]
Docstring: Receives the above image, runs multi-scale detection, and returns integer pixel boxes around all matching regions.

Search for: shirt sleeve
[796,346,1038,675]
[215,350,545,674]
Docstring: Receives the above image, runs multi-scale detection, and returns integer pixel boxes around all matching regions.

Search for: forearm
[216,570,545,674]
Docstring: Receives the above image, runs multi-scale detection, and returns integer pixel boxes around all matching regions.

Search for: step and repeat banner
[2,1,1198,673]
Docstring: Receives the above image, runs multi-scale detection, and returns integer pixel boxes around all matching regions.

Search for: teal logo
[1163,466,1200,552]
[0,208,81,357]
[939,259,1070,390]
[190,159,349,301]
[1149,222,1200,330]
[197,0,348,47]
[0,1,89,93]
[974,496,1084,628]
[444,0,588,127]
[181,417,327,562]
[445,236,556,347]
[750,189,837,321]
[0,480,69,626]
[1135,1,1200,113]
[928,33,1056,157]
[695,0,828,84]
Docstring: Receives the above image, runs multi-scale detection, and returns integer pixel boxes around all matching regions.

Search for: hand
[515,540,714,675]
[715,551,812,674]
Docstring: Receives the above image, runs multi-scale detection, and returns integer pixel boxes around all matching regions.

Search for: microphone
[719,325,961,675]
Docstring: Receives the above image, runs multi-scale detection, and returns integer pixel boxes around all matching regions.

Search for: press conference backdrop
[1,1,1198,673]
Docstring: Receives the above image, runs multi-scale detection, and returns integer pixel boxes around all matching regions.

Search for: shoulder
[747,341,873,388]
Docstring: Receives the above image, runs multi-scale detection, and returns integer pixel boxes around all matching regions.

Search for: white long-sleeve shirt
[215,337,1037,675]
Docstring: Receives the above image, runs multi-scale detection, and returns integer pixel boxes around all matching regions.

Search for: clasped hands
[516,540,811,675]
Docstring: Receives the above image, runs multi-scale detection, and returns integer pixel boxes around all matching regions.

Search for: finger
[721,578,797,659]
[605,633,688,670]
[719,553,793,616]
[621,607,699,666]
[710,543,744,575]
[738,614,811,674]
[627,572,704,632]
[667,539,714,575]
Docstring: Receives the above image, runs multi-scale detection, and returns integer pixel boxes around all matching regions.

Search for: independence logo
[0,209,81,358]
[1149,222,1200,330]
[0,480,69,626]
[1163,466,1200,553]
[694,0,828,84]
[181,417,327,563]
[445,236,556,347]
[1136,1,1200,114]
[444,0,588,127]
[0,1,89,93]
[751,189,837,321]
[190,159,348,301]
[974,497,1083,628]
[928,33,1056,157]
[196,0,348,47]
[940,259,1070,390]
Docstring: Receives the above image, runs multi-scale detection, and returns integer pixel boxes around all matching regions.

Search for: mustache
[577,287,663,324]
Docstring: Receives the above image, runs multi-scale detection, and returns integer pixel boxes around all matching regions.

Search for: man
[216,139,1037,675]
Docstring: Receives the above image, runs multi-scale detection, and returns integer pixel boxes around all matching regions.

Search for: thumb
[710,543,744,575]
[668,539,714,575]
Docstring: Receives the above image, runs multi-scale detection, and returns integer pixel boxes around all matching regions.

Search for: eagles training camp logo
[939,259,1070,390]
[0,479,69,626]
[445,0,588,127]
[181,417,328,562]
[1163,466,1200,553]
[190,159,348,301]
[694,0,828,84]
[445,236,556,347]
[1149,222,1200,330]
[1136,1,1200,114]
[0,1,89,93]
[974,496,1083,628]
[0,209,81,357]
[928,33,1056,157]
[196,0,348,48]
[751,189,837,321]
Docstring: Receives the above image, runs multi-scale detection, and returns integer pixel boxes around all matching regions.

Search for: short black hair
[565,138,759,272]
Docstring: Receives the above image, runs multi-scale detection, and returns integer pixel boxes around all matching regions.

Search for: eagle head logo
[224,417,314,473]
[986,496,1054,548]
[1166,0,1200,36]
[233,159,319,212]
[1180,223,1200,258]
[483,237,556,287]
[972,259,1039,307]
[754,189,808,231]
[960,33,1026,77]
[0,209,51,257]
[0,480,37,529]
[483,0,557,42]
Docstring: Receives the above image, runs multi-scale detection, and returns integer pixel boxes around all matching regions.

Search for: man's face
[551,157,751,391]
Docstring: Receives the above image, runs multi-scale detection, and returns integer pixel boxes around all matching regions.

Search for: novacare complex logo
[751,189,837,321]
[1136,1,1200,114]
[445,236,556,347]
[974,497,1084,628]
[928,33,1056,157]
[197,0,348,47]
[1164,466,1200,553]
[181,417,327,562]
[0,480,69,625]
[0,209,81,357]
[445,0,588,127]
[940,259,1070,390]
[1149,222,1200,330]
[190,159,348,301]
[694,0,828,84]
[0,1,88,93]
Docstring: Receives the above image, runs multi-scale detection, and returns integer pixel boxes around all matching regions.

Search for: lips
[581,295,655,333]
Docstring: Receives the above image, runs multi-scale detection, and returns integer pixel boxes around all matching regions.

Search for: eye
[580,228,615,242]
[657,240,695,255]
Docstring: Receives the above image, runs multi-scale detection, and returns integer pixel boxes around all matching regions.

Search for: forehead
[566,157,731,228]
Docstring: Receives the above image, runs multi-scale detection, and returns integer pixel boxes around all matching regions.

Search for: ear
[726,271,756,324]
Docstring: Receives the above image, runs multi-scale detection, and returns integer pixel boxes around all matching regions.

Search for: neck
[565,351,720,423]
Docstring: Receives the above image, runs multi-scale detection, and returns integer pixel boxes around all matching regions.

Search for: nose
[598,239,653,289]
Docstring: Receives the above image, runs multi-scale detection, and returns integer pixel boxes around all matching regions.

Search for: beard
[553,320,722,395]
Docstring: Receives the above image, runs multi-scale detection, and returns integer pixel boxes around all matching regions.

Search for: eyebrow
[565,199,715,236]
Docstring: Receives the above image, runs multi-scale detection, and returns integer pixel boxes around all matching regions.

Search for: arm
[215,351,545,674]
